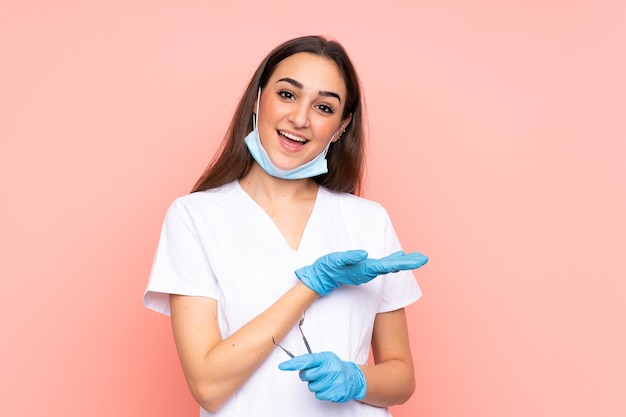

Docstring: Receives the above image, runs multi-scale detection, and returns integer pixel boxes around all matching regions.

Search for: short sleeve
[377,211,422,313]
[143,198,218,316]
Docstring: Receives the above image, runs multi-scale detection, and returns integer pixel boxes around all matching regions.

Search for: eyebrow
[277,77,342,103]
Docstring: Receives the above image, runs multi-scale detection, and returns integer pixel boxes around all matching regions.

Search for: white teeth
[279,131,307,143]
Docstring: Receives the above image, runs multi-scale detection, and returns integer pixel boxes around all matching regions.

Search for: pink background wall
[2,1,624,416]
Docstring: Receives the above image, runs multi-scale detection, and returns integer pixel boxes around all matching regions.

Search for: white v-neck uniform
[144,180,421,417]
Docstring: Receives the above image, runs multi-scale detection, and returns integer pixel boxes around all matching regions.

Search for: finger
[306,372,335,391]
[368,252,429,274]
[327,249,368,267]
[315,390,341,403]
[380,251,405,260]
[298,366,323,382]
[313,386,345,403]
[384,253,428,270]
[400,252,429,268]
[278,353,319,371]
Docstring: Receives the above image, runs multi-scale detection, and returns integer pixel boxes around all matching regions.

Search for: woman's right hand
[294,250,428,296]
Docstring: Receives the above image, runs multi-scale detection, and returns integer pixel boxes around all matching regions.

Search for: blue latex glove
[278,351,367,403]
[295,250,428,296]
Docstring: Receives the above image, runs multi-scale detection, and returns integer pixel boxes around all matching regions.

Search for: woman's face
[256,52,351,172]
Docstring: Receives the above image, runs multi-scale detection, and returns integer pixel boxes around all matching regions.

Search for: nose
[288,102,311,128]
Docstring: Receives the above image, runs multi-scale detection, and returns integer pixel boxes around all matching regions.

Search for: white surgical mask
[244,88,336,180]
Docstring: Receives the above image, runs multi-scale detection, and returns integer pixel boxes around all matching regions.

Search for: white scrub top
[144,180,422,417]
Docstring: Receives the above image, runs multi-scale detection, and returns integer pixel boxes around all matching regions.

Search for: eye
[278,89,295,100]
[316,104,335,114]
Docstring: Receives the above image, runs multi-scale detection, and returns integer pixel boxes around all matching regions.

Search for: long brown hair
[191,36,365,195]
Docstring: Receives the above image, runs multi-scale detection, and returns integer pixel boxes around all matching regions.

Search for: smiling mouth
[278,130,308,144]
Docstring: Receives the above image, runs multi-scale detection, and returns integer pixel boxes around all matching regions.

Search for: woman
[143,35,428,416]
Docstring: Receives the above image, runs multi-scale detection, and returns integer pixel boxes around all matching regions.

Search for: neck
[239,162,318,202]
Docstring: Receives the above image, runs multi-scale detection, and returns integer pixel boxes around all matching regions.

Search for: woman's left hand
[278,351,367,403]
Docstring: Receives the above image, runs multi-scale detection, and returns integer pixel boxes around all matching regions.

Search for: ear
[332,113,353,142]
[342,113,353,130]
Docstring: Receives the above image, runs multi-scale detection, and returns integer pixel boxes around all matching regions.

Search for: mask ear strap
[321,138,333,157]
[253,87,261,131]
